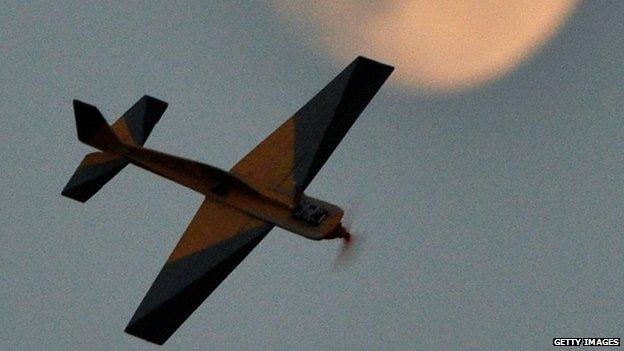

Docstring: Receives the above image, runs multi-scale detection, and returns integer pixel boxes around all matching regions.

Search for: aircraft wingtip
[125,321,168,346]
[354,56,395,72]
[142,95,169,109]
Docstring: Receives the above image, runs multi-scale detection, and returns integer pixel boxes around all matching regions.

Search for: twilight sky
[2,2,623,350]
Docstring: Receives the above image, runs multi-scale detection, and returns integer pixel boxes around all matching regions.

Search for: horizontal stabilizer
[61,152,129,202]
[111,95,168,146]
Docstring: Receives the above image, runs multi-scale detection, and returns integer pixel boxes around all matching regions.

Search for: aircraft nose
[325,223,350,240]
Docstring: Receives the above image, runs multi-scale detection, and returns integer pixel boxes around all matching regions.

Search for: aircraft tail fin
[62,96,168,202]
[73,100,122,151]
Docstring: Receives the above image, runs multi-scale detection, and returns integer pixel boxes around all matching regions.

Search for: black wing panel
[292,56,394,189]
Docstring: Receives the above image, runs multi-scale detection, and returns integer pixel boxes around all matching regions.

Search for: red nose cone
[327,223,351,240]
[341,227,351,241]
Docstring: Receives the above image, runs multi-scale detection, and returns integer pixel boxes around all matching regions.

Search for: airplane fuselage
[110,142,344,240]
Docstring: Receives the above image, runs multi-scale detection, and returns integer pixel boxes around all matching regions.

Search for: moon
[273,1,579,92]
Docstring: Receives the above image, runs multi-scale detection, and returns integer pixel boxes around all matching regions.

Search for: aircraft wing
[231,56,393,193]
[125,199,273,345]
[125,57,392,345]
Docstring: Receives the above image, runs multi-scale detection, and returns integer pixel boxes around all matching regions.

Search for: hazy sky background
[2,2,623,350]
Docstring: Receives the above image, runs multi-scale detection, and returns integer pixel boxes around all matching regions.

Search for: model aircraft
[62,56,393,345]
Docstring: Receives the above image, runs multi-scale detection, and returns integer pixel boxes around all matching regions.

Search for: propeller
[332,198,366,271]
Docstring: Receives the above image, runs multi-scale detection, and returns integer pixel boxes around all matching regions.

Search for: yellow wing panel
[166,198,256,261]
[231,117,297,193]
